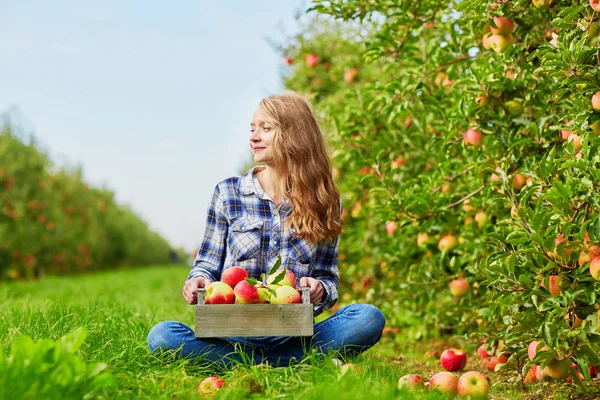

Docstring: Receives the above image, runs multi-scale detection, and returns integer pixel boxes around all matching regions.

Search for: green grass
[1,265,598,399]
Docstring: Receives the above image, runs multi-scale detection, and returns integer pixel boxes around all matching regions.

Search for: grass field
[0,265,598,399]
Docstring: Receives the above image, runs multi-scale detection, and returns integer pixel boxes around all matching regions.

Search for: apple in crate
[233,280,259,304]
[270,285,301,304]
[204,282,235,304]
[221,266,248,288]
[267,268,297,287]
[198,376,225,395]
[256,285,271,303]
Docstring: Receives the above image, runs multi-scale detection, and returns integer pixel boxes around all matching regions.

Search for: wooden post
[301,287,310,304]
[197,288,205,305]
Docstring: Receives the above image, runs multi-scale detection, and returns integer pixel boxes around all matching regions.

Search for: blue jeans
[147,304,385,368]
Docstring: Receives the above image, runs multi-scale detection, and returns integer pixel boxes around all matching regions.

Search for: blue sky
[0,0,309,251]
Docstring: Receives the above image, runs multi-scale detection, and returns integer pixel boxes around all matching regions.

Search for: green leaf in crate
[244,277,258,286]
[270,268,287,285]
[268,254,282,276]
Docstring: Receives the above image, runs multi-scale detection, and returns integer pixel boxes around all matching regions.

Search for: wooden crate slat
[195,304,314,337]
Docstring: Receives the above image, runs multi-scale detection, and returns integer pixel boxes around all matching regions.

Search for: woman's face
[250,108,275,164]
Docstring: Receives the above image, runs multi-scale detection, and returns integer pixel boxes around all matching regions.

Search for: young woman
[147,91,385,367]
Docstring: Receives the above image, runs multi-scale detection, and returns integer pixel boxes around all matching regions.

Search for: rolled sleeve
[187,186,228,282]
[312,235,340,315]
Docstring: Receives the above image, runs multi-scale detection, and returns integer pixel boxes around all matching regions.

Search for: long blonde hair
[259,91,342,243]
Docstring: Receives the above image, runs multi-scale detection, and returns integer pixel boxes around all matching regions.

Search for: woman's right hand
[183,276,213,305]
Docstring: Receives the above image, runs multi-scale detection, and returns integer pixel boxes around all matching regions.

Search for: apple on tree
[449,279,469,298]
[305,53,318,68]
[438,234,458,252]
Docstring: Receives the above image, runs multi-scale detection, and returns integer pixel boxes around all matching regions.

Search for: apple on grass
[204,282,235,304]
[198,376,226,395]
[440,348,467,372]
[233,280,259,304]
[429,371,458,395]
[477,344,491,359]
[340,363,363,373]
[398,374,426,389]
[457,371,489,398]
[221,266,248,289]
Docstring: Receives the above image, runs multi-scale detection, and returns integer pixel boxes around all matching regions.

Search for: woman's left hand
[299,277,325,304]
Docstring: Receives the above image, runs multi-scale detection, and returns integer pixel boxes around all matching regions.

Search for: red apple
[386,221,397,236]
[579,245,600,267]
[457,371,490,399]
[305,53,318,68]
[535,364,547,381]
[544,357,571,380]
[513,173,526,190]
[590,256,600,280]
[528,340,549,361]
[450,279,469,297]
[440,348,467,372]
[267,268,297,287]
[270,285,301,304]
[429,371,458,395]
[474,211,488,228]
[488,33,515,54]
[438,235,458,252]
[233,280,259,304]
[417,232,430,247]
[523,365,538,384]
[391,156,405,169]
[592,92,600,111]
[591,0,600,13]
[463,128,483,147]
[398,374,426,389]
[340,363,363,373]
[482,33,493,50]
[477,344,491,359]
[221,266,248,289]
[567,133,582,151]
[344,68,358,83]
[490,16,515,35]
[204,282,235,304]
[198,376,226,395]
[284,57,293,65]
[548,275,564,297]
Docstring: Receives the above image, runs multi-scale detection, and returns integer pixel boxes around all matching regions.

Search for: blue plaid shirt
[188,166,340,315]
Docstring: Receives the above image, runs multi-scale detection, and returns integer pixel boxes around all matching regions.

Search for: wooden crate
[195,287,314,338]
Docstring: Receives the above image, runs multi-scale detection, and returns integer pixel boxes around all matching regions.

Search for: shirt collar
[237,165,264,196]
